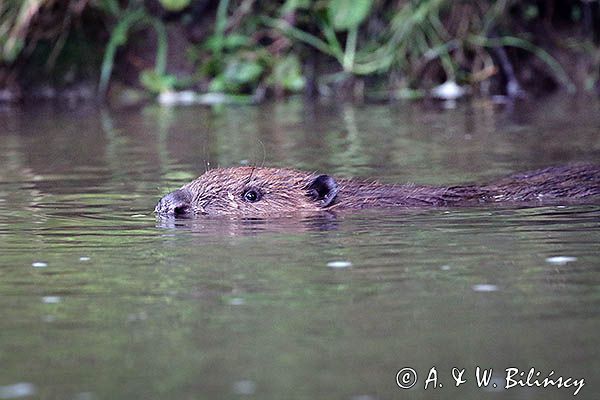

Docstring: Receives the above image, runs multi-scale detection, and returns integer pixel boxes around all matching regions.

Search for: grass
[0,0,597,100]
[98,3,170,96]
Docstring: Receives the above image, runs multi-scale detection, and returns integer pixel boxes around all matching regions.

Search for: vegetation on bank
[0,0,598,103]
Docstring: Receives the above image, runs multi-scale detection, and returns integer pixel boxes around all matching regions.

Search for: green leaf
[140,70,177,94]
[1,37,24,63]
[158,0,191,12]
[223,34,252,50]
[204,34,251,52]
[281,0,311,14]
[209,75,226,92]
[269,55,305,92]
[327,0,372,31]
[223,59,263,85]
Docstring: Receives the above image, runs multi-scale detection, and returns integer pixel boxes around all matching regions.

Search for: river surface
[0,97,599,400]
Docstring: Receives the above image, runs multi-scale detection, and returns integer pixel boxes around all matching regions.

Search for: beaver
[155,164,600,217]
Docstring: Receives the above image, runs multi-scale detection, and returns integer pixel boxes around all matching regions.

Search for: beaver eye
[243,189,261,202]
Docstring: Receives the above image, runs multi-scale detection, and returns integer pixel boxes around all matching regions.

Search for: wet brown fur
[156,164,600,217]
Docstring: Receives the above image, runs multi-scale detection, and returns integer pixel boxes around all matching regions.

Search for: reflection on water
[0,97,599,399]
[155,213,342,234]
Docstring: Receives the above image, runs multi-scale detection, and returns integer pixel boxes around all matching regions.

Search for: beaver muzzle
[155,188,194,216]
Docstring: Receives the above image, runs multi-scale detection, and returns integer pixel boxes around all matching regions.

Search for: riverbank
[1,0,598,105]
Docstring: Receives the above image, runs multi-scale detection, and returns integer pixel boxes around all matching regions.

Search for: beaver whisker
[244,166,257,188]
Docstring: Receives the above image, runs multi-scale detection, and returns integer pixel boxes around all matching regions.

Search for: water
[0,97,599,399]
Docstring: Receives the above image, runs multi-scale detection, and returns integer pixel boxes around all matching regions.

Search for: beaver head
[155,167,340,217]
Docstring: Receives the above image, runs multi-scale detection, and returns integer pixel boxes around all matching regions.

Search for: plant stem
[468,34,576,92]
[343,27,357,73]
[214,0,230,59]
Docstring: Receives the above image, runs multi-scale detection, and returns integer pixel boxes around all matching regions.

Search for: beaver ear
[308,175,339,207]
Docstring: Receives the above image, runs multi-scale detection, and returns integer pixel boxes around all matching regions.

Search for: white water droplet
[327,260,352,268]
[32,262,47,268]
[545,256,577,265]
[229,298,246,306]
[42,296,61,304]
[472,284,498,292]
[0,382,36,398]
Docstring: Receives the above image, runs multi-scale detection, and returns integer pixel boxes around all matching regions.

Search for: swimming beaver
[155,164,600,217]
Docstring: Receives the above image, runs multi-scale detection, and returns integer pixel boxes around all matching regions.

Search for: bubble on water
[0,382,36,399]
[327,260,352,269]
[545,256,577,265]
[232,380,256,395]
[229,297,246,306]
[440,265,451,271]
[32,262,47,268]
[472,284,498,292]
[79,256,91,261]
[42,296,61,304]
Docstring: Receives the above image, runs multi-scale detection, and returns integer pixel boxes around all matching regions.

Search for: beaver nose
[155,189,193,216]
